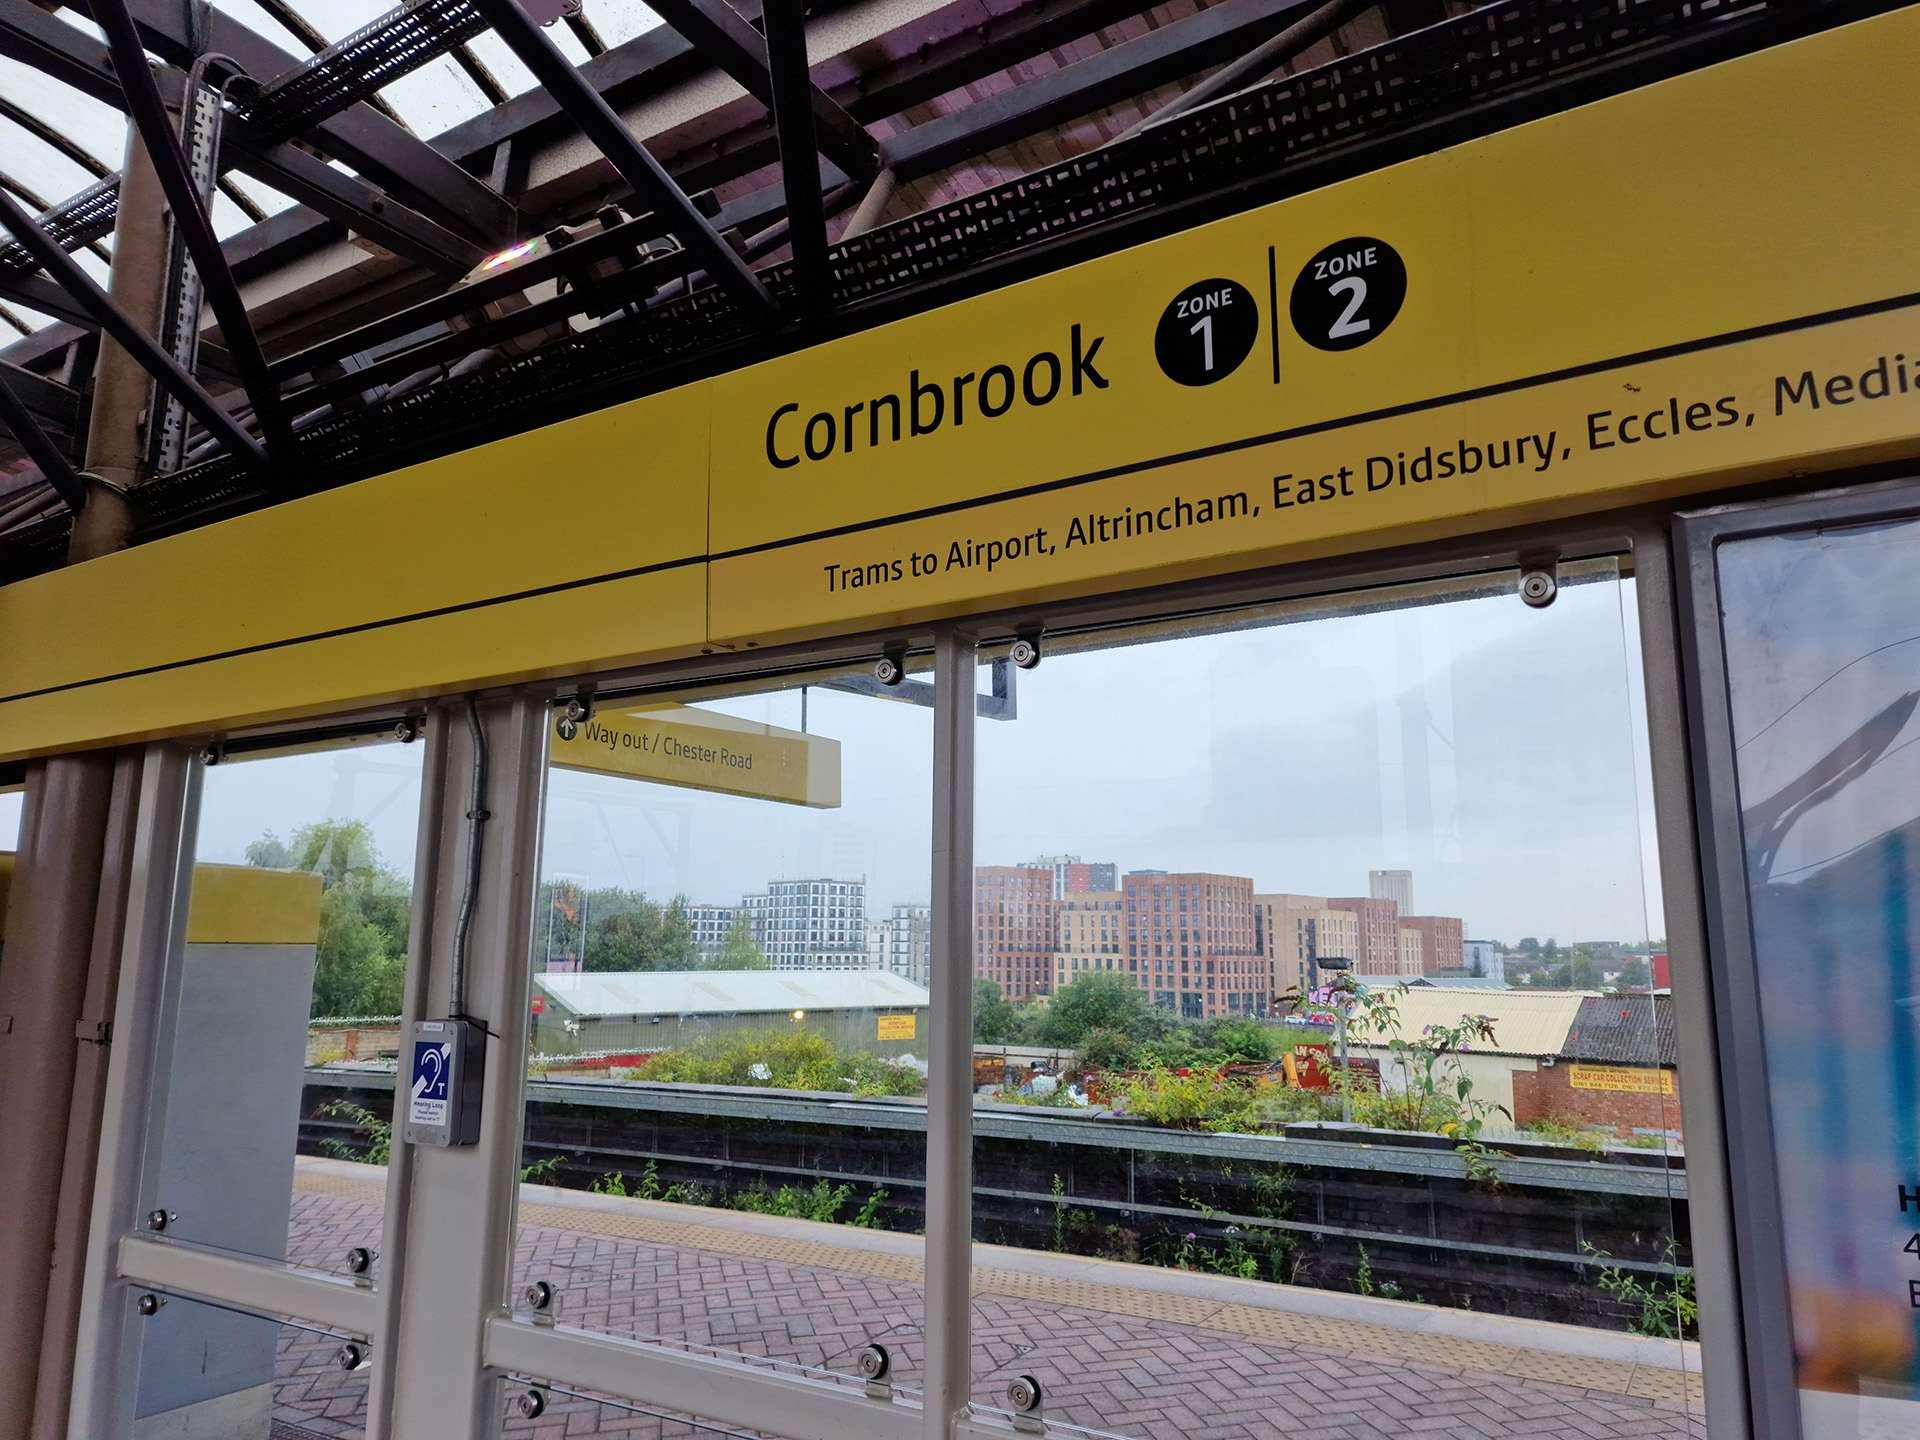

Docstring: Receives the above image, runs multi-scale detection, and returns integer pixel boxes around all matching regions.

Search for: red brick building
[1326,896,1407,975]
[1510,995,1683,1140]
[974,866,1055,1000]
[1124,871,1261,1019]
[1400,914,1465,973]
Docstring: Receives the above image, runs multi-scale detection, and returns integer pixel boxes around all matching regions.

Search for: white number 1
[1190,314,1214,371]
[1328,276,1370,338]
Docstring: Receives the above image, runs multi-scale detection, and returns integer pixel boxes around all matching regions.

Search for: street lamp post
[1318,957,1354,1123]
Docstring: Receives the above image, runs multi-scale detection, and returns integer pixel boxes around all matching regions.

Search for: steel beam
[763,0,830,314]
[118,0,520,247]
[878,0,1329,178]
[473,0,777,326]
[0,2,489,274]
[643,0,878,183]
[0,364,83,510]
[96,0,294,459]
[0,187,268,467]
[924,625,976,1440]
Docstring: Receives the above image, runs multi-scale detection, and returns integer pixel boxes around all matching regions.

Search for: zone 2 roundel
[1289,237,1406,352]
[1155,278,1259,386]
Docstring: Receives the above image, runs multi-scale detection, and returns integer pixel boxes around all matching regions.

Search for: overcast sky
[18,570,1660,947]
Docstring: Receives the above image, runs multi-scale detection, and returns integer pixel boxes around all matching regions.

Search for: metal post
[924,626,975,1440]
[1630,521,1749,1440]
[64,745,200,1440]
[1336,1006,1350,1124]
[29,752,143,1440]
[381,693,546,1438]
[762,0,829,317]
[0,754,119,1431]
[69,124,170,562]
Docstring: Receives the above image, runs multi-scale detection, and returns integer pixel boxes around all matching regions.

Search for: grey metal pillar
[0,753,120,1431]
[923,627,976,1440]
[1631,523,1748,1440]
[64,745,199,1440]
[30,753,144,1440]
[380,694,547,1438]
[70,122,170,563]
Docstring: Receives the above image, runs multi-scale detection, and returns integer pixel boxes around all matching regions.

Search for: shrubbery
[631,1030,923,1096]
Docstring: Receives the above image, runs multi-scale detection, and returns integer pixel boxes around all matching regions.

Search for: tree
[1035,972,1149,1048]
[1616,956,1652,990]
[586,893,699,971]
[711,914,770,970]
[252,818,409,1018]
[972,977,1017,1044]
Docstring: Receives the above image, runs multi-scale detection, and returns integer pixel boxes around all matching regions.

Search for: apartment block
[1398,925,1424,974]
[1125,871,1261,1020]
[1253,894,1349,1001]
[1369,869,1414,911]
[1328,895,1419,976]
[744,878,868,971]
[1027,854,1119,898]
[1401,914,1465,973]
[688,903,738,956]
[1052,890,1126,991]
[878,902,931,986]
[975,865,1055,1000]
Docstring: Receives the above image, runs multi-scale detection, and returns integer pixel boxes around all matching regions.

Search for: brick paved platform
[277,1168,1706,1440]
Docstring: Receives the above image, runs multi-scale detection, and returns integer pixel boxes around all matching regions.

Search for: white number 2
[1189,314,1214,370]
[1327,276,1370,339]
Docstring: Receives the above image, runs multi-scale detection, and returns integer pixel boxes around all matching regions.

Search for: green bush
[1522,1118,1607,1151]
[732,1179,853,1223]
[633,1031,923,1096]
[1117,1067,1277,1133]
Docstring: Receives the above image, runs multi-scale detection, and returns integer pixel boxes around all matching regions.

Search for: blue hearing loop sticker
[410,1038,452,1127]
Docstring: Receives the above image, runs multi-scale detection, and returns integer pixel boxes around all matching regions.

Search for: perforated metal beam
[96,0,293,459]
[0,1,489,273]
[473,0,777,326]
[878,0,1329,177]
[116,0,520,247]
[0,187,268,467]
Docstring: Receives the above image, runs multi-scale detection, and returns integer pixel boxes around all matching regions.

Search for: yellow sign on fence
[877,1015,916,1041]
[549,703,841,808]
[1567,1063,1674,1096]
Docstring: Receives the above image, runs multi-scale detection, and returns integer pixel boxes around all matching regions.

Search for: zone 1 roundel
[1155,278,1259,386]
[1289,238,1406,352]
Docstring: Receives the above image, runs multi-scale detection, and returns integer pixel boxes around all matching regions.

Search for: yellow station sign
[0,10,1918,757]
[548,704,841,808]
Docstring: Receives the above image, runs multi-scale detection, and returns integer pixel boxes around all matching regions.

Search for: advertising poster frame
[1680,472,1920,1440]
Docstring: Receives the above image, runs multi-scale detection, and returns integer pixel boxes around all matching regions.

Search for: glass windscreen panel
[0,786,21,848]
[1713,516,1920,1440]
[130,1298,370,1439]
[512,671,933,1396]
[969,564,1696,1438]
[145,736,423,1277]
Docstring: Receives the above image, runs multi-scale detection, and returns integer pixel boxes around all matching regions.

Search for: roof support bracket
[0,186,268,468]
[96,0,294,463]
[472,0,778,328]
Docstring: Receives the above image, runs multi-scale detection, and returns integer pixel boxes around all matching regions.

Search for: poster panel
[1717,512,1920,1439]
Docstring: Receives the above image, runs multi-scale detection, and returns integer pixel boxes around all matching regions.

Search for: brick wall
[1511,1061,1683,1138]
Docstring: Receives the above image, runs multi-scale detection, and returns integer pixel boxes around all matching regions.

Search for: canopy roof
[0,0,1846,576]
[535,966,931,1016]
